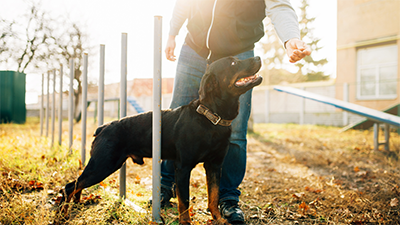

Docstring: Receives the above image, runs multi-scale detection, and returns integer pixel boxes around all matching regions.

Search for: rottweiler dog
[59,56,262,224]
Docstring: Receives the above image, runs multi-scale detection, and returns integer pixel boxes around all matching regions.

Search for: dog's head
[199,56,262,103]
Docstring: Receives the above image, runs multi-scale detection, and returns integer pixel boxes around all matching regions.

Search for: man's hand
[285,38,311,63]
[165,35,177,61]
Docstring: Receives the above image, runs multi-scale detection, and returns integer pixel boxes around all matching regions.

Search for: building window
[357,44,398,100]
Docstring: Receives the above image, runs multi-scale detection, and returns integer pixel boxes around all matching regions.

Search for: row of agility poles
[39,67,65,149]
[39,16,163,223]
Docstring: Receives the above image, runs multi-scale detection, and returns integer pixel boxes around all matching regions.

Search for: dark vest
[185,0,266,61]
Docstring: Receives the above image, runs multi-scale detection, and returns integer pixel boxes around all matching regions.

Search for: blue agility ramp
[274,86,400,151]
[127,97,145,114]
[274,86,400,127]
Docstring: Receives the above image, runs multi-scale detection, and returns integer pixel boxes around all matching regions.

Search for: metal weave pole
[40,73,44,136]
[152,15,162,223]
[46,71,50,137]
[58,64,63,145]
[68,59,74,154]
[98,45,105,127]
[81,53,88,166]
[51,69,56,147]
[119,33,127,199]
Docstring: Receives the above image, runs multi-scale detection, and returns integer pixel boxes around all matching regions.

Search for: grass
[0,118,399,224]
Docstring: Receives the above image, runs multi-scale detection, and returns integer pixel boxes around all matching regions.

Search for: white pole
[98,45,105,127]
[58,64,63,145]
[51,69,56,147]
[68,59,74,154]
[46,71,50,137]
[119,33,127,198]
[81,53,88,166]
[40,73,44,136]
[152,15,162,223]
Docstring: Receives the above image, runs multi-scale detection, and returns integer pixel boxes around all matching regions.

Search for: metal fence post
[40,73,44,136]
[69,59,74,154]
[46,71,50,137]
[119,33,127,199]
[81,53,88,166]
[152,15,162,224]
[51,69,56,147]
[99,45,105,127]
[58,64,63,145]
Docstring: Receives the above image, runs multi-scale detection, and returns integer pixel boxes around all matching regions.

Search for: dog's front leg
[204,161,230,225]
[175,164,193,225]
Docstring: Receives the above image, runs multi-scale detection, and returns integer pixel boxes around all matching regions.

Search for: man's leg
[160,44,207,205]
[219,50,254,223]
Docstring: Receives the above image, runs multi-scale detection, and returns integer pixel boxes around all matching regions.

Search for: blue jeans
[161,44,254,203]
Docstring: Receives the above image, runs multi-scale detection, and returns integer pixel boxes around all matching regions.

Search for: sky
[0,0,337,104]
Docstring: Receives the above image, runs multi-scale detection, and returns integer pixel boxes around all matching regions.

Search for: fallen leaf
[134,175,141,184]
[305,186,324,194]
[390,198,398,207]
[293,192,305,199]
[99,181,107,187]
[354,166,360,172]
[299,202,309,214]
[28,180,44,190]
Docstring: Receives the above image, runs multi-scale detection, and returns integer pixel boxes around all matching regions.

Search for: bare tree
[53,22,93,122]
[1,1,92,121]
[0,19,15,63]
[15,3,53,73]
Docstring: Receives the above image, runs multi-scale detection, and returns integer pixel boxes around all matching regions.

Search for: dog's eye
[231,61,236,66]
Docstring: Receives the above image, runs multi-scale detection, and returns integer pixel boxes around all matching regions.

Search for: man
[160,0,311,223]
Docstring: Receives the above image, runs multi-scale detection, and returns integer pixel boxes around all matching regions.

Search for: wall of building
[336,0,400,110]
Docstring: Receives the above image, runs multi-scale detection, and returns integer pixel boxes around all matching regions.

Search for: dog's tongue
[235,74,260,86]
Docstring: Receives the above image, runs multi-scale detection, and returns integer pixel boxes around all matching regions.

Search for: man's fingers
[289,50,302,63]
[288,42,312,63]
[165,47,176,61]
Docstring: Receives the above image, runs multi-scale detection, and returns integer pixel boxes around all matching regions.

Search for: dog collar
[196,104,233,126]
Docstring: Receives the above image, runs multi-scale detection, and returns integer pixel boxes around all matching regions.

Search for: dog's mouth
[235,73,262,87]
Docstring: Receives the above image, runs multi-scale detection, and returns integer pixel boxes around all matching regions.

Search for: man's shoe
[148,186,174,208]
[219,200,245,224]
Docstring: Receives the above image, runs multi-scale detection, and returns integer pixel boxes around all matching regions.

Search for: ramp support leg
[373,123,390,151]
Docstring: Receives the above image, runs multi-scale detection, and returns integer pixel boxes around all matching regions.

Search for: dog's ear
[199,71,218,101]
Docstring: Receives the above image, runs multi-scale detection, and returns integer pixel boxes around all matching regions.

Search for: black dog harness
[196,104,232,126]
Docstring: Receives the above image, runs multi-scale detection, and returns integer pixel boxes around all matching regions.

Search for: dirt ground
[239,124,400,224]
